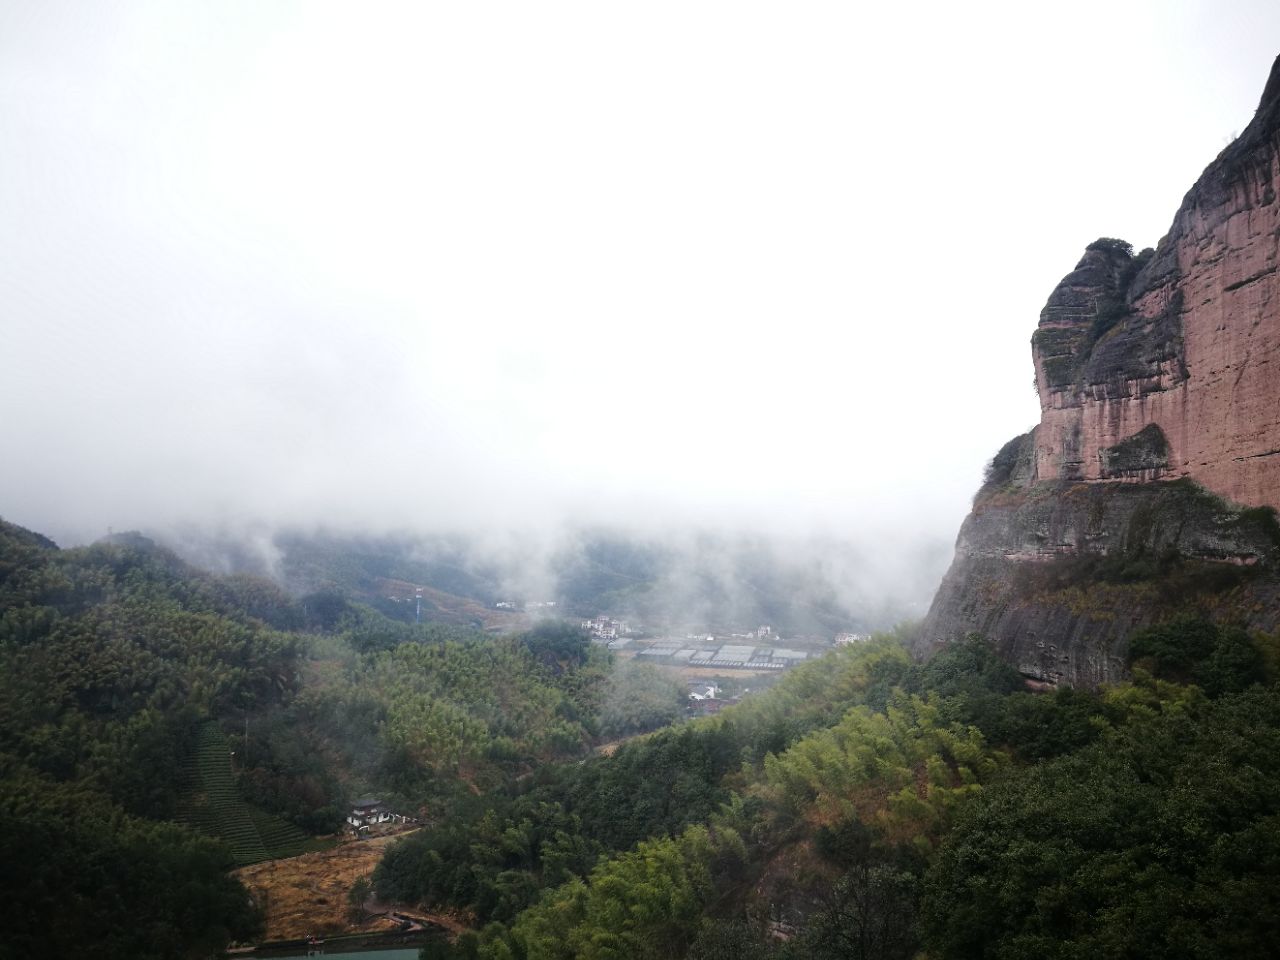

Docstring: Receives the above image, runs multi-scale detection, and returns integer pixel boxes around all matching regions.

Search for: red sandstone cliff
[916,57,1280,686]
[1032,56,1280,508]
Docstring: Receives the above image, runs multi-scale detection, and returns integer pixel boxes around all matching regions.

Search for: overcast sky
[3,1,1279,551]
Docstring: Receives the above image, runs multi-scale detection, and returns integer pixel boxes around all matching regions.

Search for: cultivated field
[177,722,320,865]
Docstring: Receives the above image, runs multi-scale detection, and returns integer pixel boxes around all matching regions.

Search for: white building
[834,632,870,645]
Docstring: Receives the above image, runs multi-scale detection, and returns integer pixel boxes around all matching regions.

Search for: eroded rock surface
[920,460,1280,686]
[918,56,1280,686]
[1033,56,1280,506]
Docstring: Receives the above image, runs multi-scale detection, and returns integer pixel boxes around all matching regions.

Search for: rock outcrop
[1034,56,1280,505]
[918,56,1280,686]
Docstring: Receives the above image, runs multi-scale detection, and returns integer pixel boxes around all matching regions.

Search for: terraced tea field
[177,721,322,864]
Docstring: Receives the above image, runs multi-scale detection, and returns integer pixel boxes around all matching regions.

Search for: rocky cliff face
[917,57,1280,686]
[1034,57,1280,505]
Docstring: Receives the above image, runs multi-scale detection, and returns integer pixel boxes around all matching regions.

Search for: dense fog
[5,1,1279,615]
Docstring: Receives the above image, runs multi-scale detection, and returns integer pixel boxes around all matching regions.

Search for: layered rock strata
[1034,57,1280,506]
[917,56,1280,686]
[921,464,1280,687]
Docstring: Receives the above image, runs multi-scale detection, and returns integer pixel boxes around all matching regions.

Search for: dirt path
[234,831,472,942]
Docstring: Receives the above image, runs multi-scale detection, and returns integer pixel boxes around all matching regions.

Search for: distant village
[579,614,872,671]
[478,597,876,687]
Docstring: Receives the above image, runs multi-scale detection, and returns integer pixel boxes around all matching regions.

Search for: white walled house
[347,796,394,832]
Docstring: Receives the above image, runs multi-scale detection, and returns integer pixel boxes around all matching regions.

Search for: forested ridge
[389,621,1280,959]
[0,518,682,958]
[3,513,1280,959]
[0,520,298,956]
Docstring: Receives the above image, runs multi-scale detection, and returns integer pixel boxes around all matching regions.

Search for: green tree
[348,876,372,923]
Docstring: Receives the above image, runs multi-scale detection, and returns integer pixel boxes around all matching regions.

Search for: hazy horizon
[5,2,1280,597]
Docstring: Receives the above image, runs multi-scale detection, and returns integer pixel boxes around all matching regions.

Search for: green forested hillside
[0,520,304,955]
[0,518,682,958]
[923,685,1280,957]
[393,623,1280,960]
[4,512,1279,959]
[377,639,912,924]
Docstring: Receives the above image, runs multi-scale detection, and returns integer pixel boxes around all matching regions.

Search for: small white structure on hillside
[834,632,871,645]
[347,797,393,832]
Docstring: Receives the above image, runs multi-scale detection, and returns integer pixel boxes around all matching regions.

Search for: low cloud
[4,2,1278,613]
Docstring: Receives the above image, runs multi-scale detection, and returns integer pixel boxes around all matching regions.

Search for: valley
[3,12,1280,960]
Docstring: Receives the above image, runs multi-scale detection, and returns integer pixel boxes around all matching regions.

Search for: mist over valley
[5,4,1280,959]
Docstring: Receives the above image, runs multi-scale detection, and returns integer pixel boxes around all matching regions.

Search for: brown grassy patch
[234,831,470,942]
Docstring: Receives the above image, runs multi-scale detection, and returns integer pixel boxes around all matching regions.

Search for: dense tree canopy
[923,685,1280,958]
[0,770,261,960]
[6,513,1280,960]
